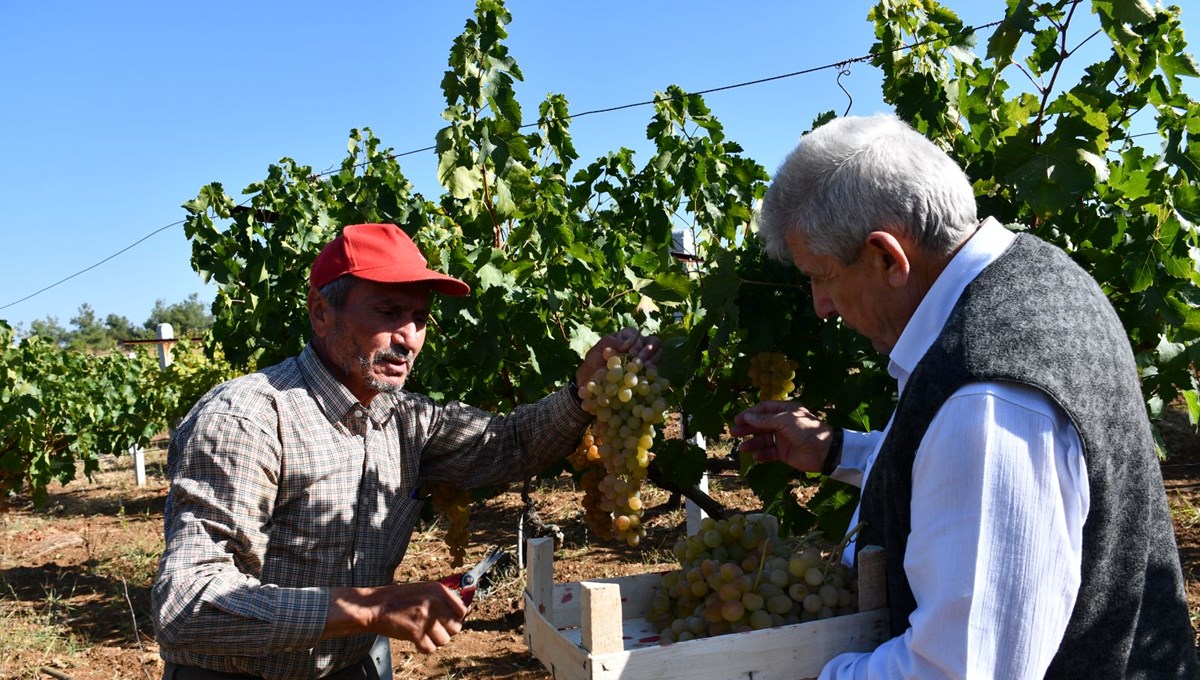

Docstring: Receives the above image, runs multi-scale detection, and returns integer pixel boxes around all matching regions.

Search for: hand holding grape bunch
[575,328,661,389]
[568,328,665,545]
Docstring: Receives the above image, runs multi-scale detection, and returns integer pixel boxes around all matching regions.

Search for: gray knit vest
[856,234,1198,678]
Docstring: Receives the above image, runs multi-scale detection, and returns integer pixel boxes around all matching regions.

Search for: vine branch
[647,461,726,520]
[1030,0,1081,142]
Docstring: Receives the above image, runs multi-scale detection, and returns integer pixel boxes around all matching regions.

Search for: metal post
[517,515,526,570]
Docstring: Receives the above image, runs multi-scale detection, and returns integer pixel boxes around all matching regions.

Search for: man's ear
[864,231,911,289]
[308,287,333,339]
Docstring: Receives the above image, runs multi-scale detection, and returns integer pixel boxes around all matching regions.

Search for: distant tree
[105,313,142,340]
[27,316,70,347]
[67,304,125,352]
[15,296,210,353]
[144,292,213,337]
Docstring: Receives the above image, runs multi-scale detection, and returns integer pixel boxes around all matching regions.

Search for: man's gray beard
[360,347,413,393]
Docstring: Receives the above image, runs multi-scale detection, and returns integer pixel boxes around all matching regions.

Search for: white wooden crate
[523,537,890,680]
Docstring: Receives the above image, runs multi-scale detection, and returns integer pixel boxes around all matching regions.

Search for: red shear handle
[438,574,477,607]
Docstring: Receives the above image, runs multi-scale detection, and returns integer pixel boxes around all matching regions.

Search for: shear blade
[466,546,514,600]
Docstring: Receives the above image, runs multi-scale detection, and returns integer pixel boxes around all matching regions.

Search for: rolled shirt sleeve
[415,385,592,487]
[829,428,885,489]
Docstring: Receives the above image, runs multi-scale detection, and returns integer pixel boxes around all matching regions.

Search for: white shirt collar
[887,217,1016,392]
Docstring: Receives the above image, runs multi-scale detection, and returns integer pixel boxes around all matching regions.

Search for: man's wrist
[322,586,375,640]
[822,427,844,476]
[566,376,585,408]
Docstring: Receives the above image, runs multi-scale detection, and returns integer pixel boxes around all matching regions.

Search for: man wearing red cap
[152,223,658,679]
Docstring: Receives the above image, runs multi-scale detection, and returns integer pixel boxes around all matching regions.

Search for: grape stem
[520,477,533,516]
[751,537,770,592]
[828,521,864,567]
[519,478,562,545]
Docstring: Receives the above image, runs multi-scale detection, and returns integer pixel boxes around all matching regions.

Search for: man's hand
[323,582,468,653]
[730,401,838,473]
[576,327,662,387]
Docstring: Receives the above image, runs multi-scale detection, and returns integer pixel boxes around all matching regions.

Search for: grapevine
[647,514,859,643]
[0,323,175,505]
[424,482,472,568]
[177,0,1200,541]
[576,351,670,546]
[748,352,798,402]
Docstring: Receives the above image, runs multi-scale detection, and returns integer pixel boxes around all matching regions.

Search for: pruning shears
[439,545,511,608]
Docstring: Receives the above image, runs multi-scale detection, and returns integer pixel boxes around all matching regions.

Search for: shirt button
[354,409,365,419]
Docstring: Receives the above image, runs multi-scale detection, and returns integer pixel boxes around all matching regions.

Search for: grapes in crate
[647,514,859,643]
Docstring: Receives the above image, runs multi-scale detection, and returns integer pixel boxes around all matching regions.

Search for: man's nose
[812,290,837,320]
[391,320,416,345]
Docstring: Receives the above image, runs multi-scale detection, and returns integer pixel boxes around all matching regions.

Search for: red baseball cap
[309,223,470,296]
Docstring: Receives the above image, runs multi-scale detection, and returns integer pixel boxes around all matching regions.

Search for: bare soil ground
[2,410,1198,680]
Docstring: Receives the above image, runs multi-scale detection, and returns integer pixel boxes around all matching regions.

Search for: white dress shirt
[819,219,1090,679]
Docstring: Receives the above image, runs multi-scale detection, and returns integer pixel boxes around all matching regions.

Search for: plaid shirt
[151,344,589,679]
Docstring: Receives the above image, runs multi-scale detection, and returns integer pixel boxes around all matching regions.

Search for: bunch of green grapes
[423,482,472,568]
[576,353,670,546]
[748,352,798,401]
[647,514,859,643]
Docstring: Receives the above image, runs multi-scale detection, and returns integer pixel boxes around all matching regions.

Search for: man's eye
[378,308,407,321]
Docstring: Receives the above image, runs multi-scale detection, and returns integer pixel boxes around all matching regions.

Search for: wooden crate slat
[581,609,890,680]
[524,593,590,680]
[581,583,624,654]
[549,571,662,626]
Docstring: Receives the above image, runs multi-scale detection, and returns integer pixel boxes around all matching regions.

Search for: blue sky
[1,1,1197,333]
